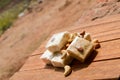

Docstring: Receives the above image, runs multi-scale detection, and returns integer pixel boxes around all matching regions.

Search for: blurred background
[0,0,120,80]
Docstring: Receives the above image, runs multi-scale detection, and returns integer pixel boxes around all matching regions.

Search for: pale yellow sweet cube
[67,36,93,62]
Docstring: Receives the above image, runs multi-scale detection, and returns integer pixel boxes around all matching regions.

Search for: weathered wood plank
[53,14,120,33]
[10,3,120,80]
[30,37,50,56]
[20,39,120,71]
[31,28,120,56]
[31,17,120,56]
[10,59,120,80]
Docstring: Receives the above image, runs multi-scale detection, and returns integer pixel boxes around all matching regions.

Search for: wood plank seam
[17,39,119,71]
[93,57,120,62]
[53,18,120,34]
[17,58,120,73]
[100,37,120,43]
[19,39,120,71]
[30,38,120,57]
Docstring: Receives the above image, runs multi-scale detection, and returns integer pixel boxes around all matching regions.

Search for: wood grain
[10,12,120,80]
[31,28,120,56]
[10,59,120,80]
[20,39,120,71]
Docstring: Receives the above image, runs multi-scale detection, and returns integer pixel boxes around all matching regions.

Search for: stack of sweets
[40,31,100,76]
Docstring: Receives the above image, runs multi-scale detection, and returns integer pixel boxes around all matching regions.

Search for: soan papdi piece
[40,50,54,65]
[46,31,70,52]
[51,52,73,67]
[67,36,93,62]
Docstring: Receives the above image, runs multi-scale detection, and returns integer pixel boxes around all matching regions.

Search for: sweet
[51,52,73,67]
[40,31,100,77]
[46,31,70,52]
[67,36,93,62]
[40,50,54,65]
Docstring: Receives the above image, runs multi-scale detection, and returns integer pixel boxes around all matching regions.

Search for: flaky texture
[46,31,70,52]
[40,31,100,77]
[67,36,93,62]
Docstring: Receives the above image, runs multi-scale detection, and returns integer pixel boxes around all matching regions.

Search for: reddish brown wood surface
[10,15,120,80]
[19,39,120,71]
[10,59,120,80]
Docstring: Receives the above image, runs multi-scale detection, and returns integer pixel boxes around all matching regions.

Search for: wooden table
[10,14,120,80]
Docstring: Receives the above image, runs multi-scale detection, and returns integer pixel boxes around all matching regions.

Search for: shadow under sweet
[43,50,98,73]
[71,50,98,71]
